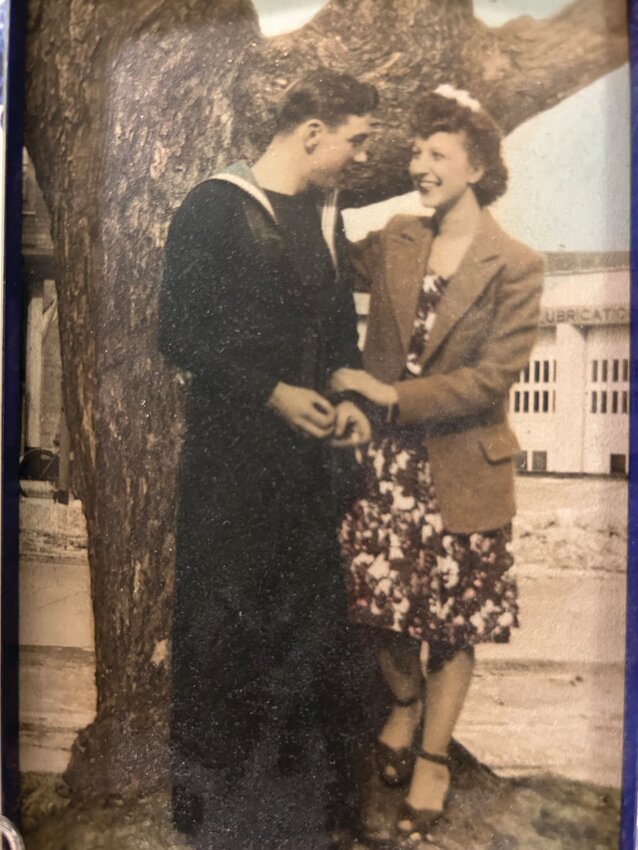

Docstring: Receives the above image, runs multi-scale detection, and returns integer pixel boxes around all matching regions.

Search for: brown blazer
[352,209,544,533]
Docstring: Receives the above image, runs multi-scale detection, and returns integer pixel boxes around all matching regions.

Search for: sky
[250,0,630,253]
[252,0,577,36]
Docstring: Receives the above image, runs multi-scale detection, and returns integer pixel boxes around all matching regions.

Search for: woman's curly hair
[409,92,508,207]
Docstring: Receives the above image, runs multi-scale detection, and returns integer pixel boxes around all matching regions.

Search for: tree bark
[24,0,627,799]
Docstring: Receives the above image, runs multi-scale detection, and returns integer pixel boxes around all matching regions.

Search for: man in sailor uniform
[160,69,378,849]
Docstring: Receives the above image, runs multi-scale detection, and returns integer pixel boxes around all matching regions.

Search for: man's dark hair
[410,92,508,207]
[276,69,379,133]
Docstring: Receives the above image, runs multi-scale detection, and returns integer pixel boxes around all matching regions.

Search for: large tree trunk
[24,0,627,800]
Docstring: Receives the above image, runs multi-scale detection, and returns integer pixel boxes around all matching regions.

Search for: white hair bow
[434,84,481,113]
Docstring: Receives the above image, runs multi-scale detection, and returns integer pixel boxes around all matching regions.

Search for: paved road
[18,477,628,786]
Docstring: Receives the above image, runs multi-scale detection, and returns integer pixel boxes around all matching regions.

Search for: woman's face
[409,131,484,213]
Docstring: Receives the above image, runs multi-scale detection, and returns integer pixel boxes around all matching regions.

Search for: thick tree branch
[474,0,629,133]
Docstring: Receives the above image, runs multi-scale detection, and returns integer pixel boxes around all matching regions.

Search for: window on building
[623,391,628,414]
[534,361,540,383]
[522,364,530,383]
[513,391,520,413]
[553,360,557,382]
[523,391,529,413]
[612,359,619,382]
[516,452,528,472]
[532,451,547,473]
[591,392,597,414]
[610,454,627,475]
[542,391,549,413]
[623,359,629,381]
[533,391,540,412]
[601,360,608,382]
[600,391,607,413]
[591,360,598,382]
[543,360,550,383]
[552,390,556,413]
[612,391,618,414]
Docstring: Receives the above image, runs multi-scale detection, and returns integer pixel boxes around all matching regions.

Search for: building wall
[22,152,64,454]
[509,267,629,476]
[508,327,560,472]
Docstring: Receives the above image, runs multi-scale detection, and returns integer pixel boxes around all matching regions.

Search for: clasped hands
[268,370,398,447]
[267,381,371,447]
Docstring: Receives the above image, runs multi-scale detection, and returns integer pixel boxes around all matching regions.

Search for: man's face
[307,114,373,189]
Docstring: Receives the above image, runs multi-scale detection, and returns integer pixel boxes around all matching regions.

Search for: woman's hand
[329,368,365,395]
[330,368,399,407]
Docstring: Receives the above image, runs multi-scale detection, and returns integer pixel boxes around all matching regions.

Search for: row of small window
[519,360,556,384]
[516,451,627,475]
[591,390,628,414]
[511,390,555,414]
[591,358,629,383]
[512,388,630,414]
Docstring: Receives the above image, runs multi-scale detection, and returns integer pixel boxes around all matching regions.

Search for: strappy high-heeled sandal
[375,693,421,788]
[396,749,451,840]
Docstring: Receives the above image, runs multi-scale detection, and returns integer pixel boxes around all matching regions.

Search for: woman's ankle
[378,699,422,748]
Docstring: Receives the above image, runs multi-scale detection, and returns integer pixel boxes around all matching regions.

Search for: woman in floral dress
[331,88,544,843]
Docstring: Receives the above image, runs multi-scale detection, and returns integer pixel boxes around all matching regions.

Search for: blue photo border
[0,2,636,846]
[1,0,25,825]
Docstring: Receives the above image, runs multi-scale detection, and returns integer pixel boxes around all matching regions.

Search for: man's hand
[330,368,399,407]
[267,382,336,438]
[331,401,371,448]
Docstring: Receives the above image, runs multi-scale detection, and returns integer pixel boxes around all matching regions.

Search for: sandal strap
[396,799,444,836]
[416,748,450,766]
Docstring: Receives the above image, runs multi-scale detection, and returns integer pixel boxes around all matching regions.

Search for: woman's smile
[416,178,439,188]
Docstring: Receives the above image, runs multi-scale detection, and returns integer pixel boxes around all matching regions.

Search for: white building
[508,252,629,476]
[355,251,630,477]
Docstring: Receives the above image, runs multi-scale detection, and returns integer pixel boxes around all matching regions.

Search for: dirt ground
[20,763,621,850]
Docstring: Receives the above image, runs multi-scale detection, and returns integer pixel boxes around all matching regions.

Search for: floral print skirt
[339,432,519,650]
